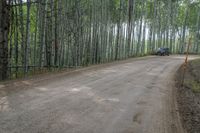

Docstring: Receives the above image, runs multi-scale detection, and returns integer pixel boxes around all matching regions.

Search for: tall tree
[1,0,200,80]
[0,0,10,80]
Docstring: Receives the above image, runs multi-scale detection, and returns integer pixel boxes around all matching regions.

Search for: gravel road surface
[1,56,198,133]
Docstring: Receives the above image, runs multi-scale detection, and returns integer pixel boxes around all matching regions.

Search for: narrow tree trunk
[195,7,200,53]
[0,0,10,80]
[24,0,31,75]
[152,0,157,52]
[126,0,135,57]
[181,5,189,53]
[137,0,145,56]
[115,0,122,60]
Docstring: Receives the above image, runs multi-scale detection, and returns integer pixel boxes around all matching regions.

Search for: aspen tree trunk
[24,0,31,75]
[181,4,189,53]
[54,0,58,67]
[0,0,10,80]
[141,2,147,55]
[170,1,173,50]
[19,0,25,67]
[115,0,122,60]
[126,0,134,57]
[152,0,157,52]
[136,0,145,56]
[148,2,153,53]
[195,8,200,53]
[14,0,19,77]
[157,1,162,48]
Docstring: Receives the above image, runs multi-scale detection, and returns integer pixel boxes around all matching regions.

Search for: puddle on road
[0,96,10,112]
[0,85,5,89]
[93,97,120,104]
[69,86,92,93]
[36,87,48,92]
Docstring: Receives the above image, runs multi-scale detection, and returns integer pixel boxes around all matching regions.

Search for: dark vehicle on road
[156,48,170,56]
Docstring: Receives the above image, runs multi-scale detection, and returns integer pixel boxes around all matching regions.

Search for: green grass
[185,80,200,93]
[190,59,200,66]
[191,80,200,93]
[187,59,200,93]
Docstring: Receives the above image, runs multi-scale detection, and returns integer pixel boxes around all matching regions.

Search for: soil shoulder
[176,59,200,133]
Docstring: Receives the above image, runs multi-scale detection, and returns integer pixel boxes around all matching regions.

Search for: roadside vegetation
[1,0,200,81]
[176,59,200,133]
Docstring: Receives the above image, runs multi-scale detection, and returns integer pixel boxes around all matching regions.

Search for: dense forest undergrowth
[0,0,200,81]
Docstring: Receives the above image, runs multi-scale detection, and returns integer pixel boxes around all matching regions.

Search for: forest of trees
[0,0,200,80]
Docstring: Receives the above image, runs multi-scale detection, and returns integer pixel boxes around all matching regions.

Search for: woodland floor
[176,59,200,133]
[0,55,199,133]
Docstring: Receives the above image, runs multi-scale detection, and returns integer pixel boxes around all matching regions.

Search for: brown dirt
[0,56,190,133]
[176,59,200,133]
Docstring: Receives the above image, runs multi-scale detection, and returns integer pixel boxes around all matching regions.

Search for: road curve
[0,56,197,133]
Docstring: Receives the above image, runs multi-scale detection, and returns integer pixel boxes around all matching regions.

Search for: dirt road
[0,56,198,133]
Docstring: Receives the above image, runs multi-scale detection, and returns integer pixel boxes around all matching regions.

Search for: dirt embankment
[176,59,200,133]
